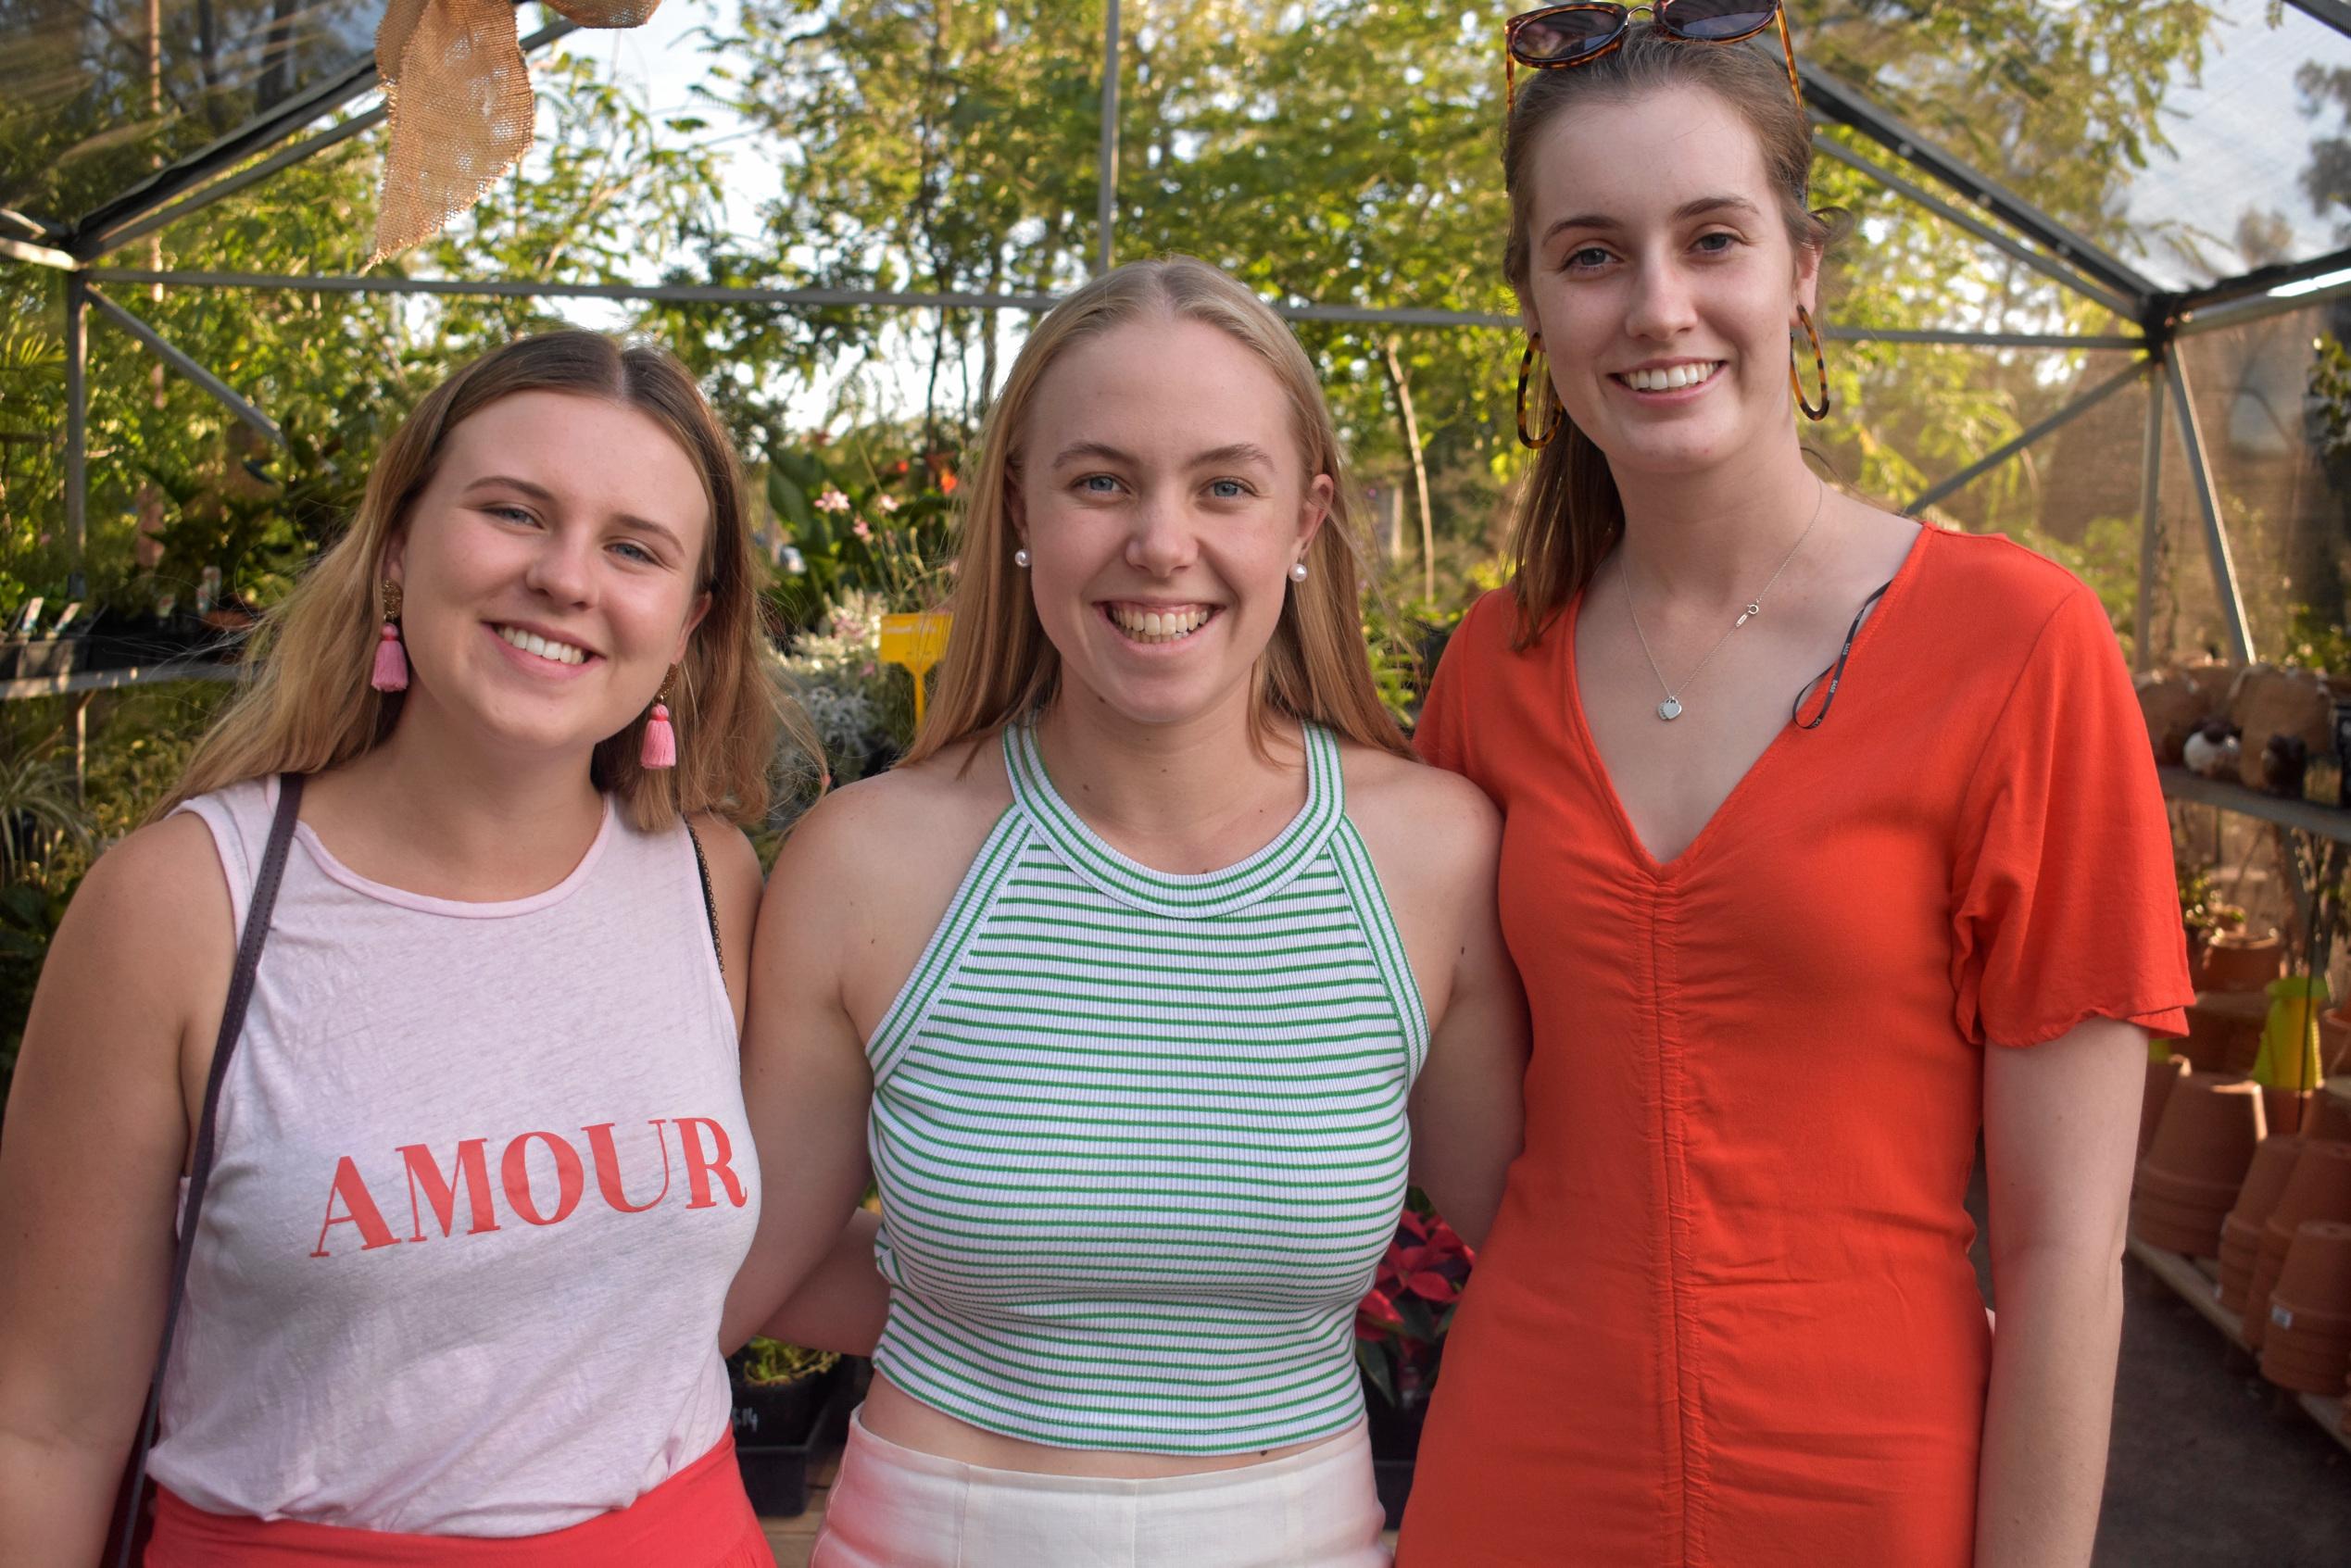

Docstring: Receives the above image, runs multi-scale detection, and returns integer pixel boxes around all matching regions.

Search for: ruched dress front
[1399,528,2193,1567]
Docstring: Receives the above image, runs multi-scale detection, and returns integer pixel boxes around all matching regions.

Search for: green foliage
[735,1336,841,1386]
[0,748,92,882]
[2280,603,2351,674]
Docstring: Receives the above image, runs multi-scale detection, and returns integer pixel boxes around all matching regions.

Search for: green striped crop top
[865,719,1428,1455]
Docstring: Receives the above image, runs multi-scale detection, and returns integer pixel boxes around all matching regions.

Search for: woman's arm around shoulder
[0,813,233,1565]
[721,749,1005,1354]
[1342,746,1528,1247]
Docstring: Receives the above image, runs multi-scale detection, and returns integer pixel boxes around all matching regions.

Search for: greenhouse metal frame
[8,0,2351,677]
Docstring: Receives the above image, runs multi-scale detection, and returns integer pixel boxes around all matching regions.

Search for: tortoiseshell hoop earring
[1790,306,1831,421]
[1516,335,1565,449]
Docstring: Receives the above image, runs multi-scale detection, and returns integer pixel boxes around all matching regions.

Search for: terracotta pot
[2259,1341,2351,1395]
[2134,1163,2245,1210]
[2144,1073,2268,1190]
[2228,1136,2308,1234]
[2247,1325,2341,1363]
[2142,1054,2193,1157]
[2249,1143,2351,1344]
[2180,994,2269,1073]
[2309,1092,2351,1144]
[2132,1191,2232,1238]
[2264,1087,2317,1136]
[2131,1201,2222,1258]
[2274,1220,2351,1317]
[2320,1010,2349,1072]
[2246,1247,2289,1349]
[2262,1141,2351,1245]
[2196,930,2284,993]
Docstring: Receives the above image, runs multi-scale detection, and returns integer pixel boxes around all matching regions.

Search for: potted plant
[1354,1198,1475,1530]
[728,1337,852,1518]
[2177,858,2245,985]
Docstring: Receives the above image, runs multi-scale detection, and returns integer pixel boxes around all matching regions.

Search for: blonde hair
[1502,27,1834,647]
[903,257,1408,765]
[157,331,812,831]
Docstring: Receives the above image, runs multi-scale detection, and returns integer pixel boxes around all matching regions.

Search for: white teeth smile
[1622,362,1721,392]
[1106,604,1214,645]
[497,626,590,665]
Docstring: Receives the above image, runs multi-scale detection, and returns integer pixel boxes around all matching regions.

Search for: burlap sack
[371,0,664,265]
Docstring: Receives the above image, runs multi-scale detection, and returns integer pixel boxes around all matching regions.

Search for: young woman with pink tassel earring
[0,332,850,1568]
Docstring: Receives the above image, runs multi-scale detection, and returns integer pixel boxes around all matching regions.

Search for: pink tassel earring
[641,671,678,770]
[371,581,409,693]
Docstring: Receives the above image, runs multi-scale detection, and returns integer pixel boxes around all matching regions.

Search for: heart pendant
[1657,697,1683,721]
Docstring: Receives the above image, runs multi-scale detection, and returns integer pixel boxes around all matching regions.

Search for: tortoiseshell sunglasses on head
[1504,2,1804,113]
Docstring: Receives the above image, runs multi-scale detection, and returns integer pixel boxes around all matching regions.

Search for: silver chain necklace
[1624,479,1826,722]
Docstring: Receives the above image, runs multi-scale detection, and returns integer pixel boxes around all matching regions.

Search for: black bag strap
[683,818,724,979]
[111,771,306,1566]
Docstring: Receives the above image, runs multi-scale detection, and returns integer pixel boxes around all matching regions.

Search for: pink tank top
[149,776,760,1536]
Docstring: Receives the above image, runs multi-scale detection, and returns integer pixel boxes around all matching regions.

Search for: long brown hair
[158,332,812,830]
[902,257,1409,765]
[1502,27,1833,648]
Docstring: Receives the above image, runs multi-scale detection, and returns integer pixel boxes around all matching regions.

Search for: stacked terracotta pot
[2219,1136,2306,1312]
[2132,1074,2267,1258]
[2309,1092,2351,1143]
[2194,929,2284,993]
[2244,1140,2351,1351]
[2257,1220,2351,1394]
[2179,931,2282,1077]
[2179,994,2268,1076]
[2140,1055,2192,1158]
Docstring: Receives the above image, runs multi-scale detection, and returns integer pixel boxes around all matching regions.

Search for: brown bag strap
[111,772,307,1566]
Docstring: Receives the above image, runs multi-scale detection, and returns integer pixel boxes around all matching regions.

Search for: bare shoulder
[762,738,1010,935]
[686,811,762,905]
[1340,742,1500,893]
[761,736,1014,1030]
[62,812,233,972]
[774,736,1011,882]
[30,812,233,1089]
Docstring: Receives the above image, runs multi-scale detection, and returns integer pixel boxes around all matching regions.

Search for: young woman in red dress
[1399,10,2193,1566]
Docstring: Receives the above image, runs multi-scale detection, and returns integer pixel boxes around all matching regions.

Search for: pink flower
[876,495,899,513]
[815,488,850,513]
[852,518,873,540]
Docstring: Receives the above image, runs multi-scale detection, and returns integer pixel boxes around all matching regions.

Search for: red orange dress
[1401,527,2192,1567]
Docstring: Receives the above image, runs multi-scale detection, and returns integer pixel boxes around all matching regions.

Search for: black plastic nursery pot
[1364,1389,1427,1531]
[730,1356,857,1518]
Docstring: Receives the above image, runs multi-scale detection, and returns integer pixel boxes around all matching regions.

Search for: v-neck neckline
[1561,523,1937,881]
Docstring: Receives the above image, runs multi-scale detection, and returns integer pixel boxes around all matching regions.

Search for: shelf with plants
[2159,768,2351,847]
[2125,1236,2350,1457]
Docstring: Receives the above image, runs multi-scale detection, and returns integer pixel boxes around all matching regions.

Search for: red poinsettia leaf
[1405,1269,1460,1303]
[1397,1210,1430,1241]
[1356,1287,1404,1334]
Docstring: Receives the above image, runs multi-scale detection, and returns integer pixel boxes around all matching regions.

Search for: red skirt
[146,1432,775,1568]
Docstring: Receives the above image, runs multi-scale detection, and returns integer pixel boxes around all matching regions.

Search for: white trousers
[811,1409,1391,1568]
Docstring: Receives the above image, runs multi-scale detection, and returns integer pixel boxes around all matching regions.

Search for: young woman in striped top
[723,257,1528,1567]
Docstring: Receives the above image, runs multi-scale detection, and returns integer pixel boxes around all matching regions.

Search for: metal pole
[85,286,285,445]
[93,108,387,258]
[1902,358,2147,516]
[2163,355,2254,662]
[1809,133,2137,320]
[1097,0,1120,276]
[63,271,87,600]
[83,270,2164,344]
[2135,361,2165,672]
